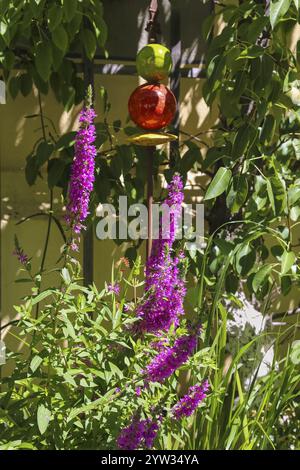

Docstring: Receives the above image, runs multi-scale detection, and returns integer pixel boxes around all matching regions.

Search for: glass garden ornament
[136,43,172,82]
[128,83,176,130]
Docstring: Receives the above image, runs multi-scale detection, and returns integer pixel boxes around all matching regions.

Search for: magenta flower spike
[172,380,209,419]
[117,417,159,450]
[137,174,186,333]
[65,86,97,241]
[145,333,198,383]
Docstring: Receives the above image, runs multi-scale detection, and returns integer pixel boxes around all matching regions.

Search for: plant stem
[34,92,54,320]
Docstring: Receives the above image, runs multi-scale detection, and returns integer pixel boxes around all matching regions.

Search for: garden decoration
[136,43,172,82]
[127,0,178,259]
[128,83,177,131]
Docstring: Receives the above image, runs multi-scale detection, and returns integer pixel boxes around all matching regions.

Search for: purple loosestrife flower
[137,174,186,333]
[143,419,160,448]
[172,380,209,419]
[107,283,120,295]
[145,333,197,383]
[66,106,97,236]
[13,247,28,265]
[117,417,159,450]
[150,337,169,351]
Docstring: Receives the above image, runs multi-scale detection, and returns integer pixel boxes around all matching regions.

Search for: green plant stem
[34,92,54,320]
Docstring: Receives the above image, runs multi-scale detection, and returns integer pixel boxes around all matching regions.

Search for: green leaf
[235,243,256,276]
[290,205,300,221]
[31,290,53,306]
[99,86,109,114]
[58,312,76,340]
[288,185,300,206]
[260,114,276,144]
[48,5,63,31]
[37,404,51,435]
[25,154,38,186]
[9,76,19,99]
[226,174,248,213]
[125,246,137,266]
[63,372,77,387]
[202,147,229,170]
[113,119,121,132]
[55,132,76,151]
[270,0,291,29]
[281,275,292,295]
[36,141,53,167]
[109,362,123,379]
[15,278,34,284]
[118,145,134,175]
[68,390,116,421]
[290,340,300,365]
[180,144,201,173]
[296,40,300,71]
[233,70,247,98]
[95,16,108,48]
[19,74,32,97]
[225,271,238,293]
[52,25,68,53]
[82,29,97,61]
[30,355,43,373]
[231,125,254,159]
[252,265,273,292]
[266,176,286,215]
[204,167,232,200]
[95,174,111,202]
[245,16,269,42]
[61,268,71,285]
[47,158,66,188]
[35,42,52,82]
[64,0,77,21]
[281,251,296,275]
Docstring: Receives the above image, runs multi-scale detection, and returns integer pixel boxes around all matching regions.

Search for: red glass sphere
[128,84,177,130]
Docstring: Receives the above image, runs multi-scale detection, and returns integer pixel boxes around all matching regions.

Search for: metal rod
[146,146,155,260]
[170,0,181,166]
[2,57,206,78]
[145,0,160,261]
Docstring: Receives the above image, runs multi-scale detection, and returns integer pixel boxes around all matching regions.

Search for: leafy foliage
[190,0,300,304]
[0,0,107,108]
[1,242,299,450]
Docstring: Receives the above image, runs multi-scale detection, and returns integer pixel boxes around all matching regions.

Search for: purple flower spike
[172,380,209,419]
[145,333,197,383]
[107,283,120,295]
[137,174,186,333]
[117,417,159,450]
[65,104,97,238]
[13,248,28,266]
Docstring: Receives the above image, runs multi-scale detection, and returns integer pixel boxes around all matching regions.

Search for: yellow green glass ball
[136,43,172,82]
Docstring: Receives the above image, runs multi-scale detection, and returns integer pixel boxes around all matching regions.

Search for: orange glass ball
[128,83,177,130]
